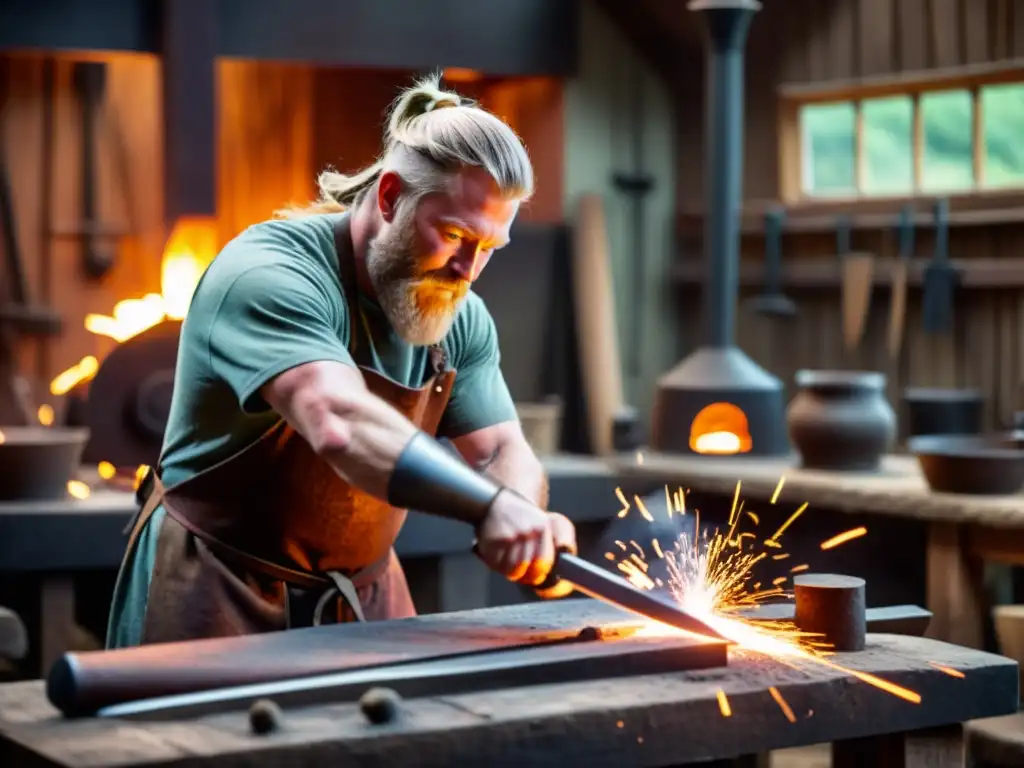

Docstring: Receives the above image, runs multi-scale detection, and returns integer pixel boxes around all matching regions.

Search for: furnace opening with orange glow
[689,402,752,455]
[50,216,216,397]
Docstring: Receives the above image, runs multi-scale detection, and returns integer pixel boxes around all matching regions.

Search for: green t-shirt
[106,212,517,648]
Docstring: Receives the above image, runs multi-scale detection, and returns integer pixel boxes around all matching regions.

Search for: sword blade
[553,553,730,642]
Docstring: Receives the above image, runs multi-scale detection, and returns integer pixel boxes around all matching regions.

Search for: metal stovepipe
[690,0,761,348]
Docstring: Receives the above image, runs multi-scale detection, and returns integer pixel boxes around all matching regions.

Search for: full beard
[365,214,470,346]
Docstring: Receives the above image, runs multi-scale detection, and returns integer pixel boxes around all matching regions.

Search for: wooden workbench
[0,455,659,676]
[614,452,1024,650]
[0,619,1016,767]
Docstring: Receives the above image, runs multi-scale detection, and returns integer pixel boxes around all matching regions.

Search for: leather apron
[120,215,457,645]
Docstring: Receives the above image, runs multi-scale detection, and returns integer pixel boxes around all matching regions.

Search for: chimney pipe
[690,0,760,348]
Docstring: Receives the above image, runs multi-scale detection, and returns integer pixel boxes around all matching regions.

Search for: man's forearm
[480,443,549,510]
[264,361,503,524]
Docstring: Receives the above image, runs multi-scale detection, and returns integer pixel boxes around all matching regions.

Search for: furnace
[651,0,789,457]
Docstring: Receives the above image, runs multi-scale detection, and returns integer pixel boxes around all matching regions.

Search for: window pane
[920,89,973,191]
[861,96,914,195]
[800,102,855,197]
[981,83,1024,188]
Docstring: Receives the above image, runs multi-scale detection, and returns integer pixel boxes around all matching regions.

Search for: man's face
[366,167,519,346]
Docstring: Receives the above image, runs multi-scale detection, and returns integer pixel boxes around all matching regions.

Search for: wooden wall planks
[669,0,1024,431]
[1,55,565,409]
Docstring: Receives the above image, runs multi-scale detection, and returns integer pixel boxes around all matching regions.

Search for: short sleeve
[439,298,518,438]
[207,263,355,413]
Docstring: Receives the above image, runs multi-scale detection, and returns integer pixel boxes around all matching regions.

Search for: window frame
[777,59,1024,208]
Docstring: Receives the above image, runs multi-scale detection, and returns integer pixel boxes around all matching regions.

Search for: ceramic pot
[786,370,896,471]
[903,387,984,438]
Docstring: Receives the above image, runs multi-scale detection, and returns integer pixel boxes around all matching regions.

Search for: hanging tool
[922,198,958,334]
[887,205,915,359]
[838,215,875,351]
[68,62,116,280]
[746,205,796,317]
[612,58,655,388]
[0,65,62,425]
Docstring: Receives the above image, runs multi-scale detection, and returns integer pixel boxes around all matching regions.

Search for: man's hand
[476,491,577,587]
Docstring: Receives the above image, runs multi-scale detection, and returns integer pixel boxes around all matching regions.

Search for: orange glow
[97,461,117,480]
[821,527,868,550]
[49,217,216,395]
[690,403,752,455]
[67,480,91,500]
[768,686,797,722]
[928,662,965,678]
[37,405,55,426]
[443,67,483,83]
[716,689,732,717]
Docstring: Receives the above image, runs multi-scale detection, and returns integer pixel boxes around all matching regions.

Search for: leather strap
[132,467,389,596]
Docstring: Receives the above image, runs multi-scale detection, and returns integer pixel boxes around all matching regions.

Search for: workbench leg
[907,724,963,768]
[832,733,906,768]
[438,554,491,613]
[38,576,75,678]
[926,522,985,649]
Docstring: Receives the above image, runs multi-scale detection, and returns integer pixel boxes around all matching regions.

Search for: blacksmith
[107,75,576,648]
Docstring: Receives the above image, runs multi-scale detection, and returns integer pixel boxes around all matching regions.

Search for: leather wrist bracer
[387,431,502,526]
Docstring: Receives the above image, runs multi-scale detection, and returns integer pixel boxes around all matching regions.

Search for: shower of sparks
[605,480,925,717]
[770,477,786,504]
[821,526,868,550]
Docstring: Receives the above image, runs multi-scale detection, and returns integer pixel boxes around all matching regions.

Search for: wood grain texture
[613,452,1024,528]
[0,633,1016,767]
[929,0,962,68]
[47,600,655,717]
[859,0,896,76]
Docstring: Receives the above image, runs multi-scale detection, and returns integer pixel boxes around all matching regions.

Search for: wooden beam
[678,190,1024,235]
[0,0,578,77]
[671,256,1024,291]
[779,58,1024,104]
[161,0,217,227]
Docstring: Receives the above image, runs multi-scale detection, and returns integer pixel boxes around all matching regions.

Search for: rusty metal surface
[47,600,651,717]
[0,633,1018,768]
[98,632,728,721]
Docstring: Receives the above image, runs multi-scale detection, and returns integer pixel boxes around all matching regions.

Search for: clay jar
[786,370,896,471]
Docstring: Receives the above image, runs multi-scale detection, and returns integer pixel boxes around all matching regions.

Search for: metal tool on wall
[922,198,958,334]
[612,58,655,388]
[0,57,63,425]
[60,62,118,280]
[887,205,915,359]
[837,215,875,351]
[746,205,796,317]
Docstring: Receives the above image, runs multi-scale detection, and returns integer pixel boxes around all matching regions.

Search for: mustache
[413,274,470,296]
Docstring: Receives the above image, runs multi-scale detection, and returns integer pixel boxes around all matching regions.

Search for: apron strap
[122,466,167,555]
[312,571,368,625]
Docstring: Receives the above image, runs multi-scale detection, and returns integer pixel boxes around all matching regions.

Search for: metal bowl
[0,426,90,501]
[908,432,1024,496]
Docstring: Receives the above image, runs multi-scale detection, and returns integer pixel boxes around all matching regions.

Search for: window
[788,75,1024,200]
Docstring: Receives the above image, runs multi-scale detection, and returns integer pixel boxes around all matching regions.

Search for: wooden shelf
[678,198,1024,237]
[671,256,1024,290]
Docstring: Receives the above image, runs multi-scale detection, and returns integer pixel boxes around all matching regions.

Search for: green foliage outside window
[799,83,1024,197]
